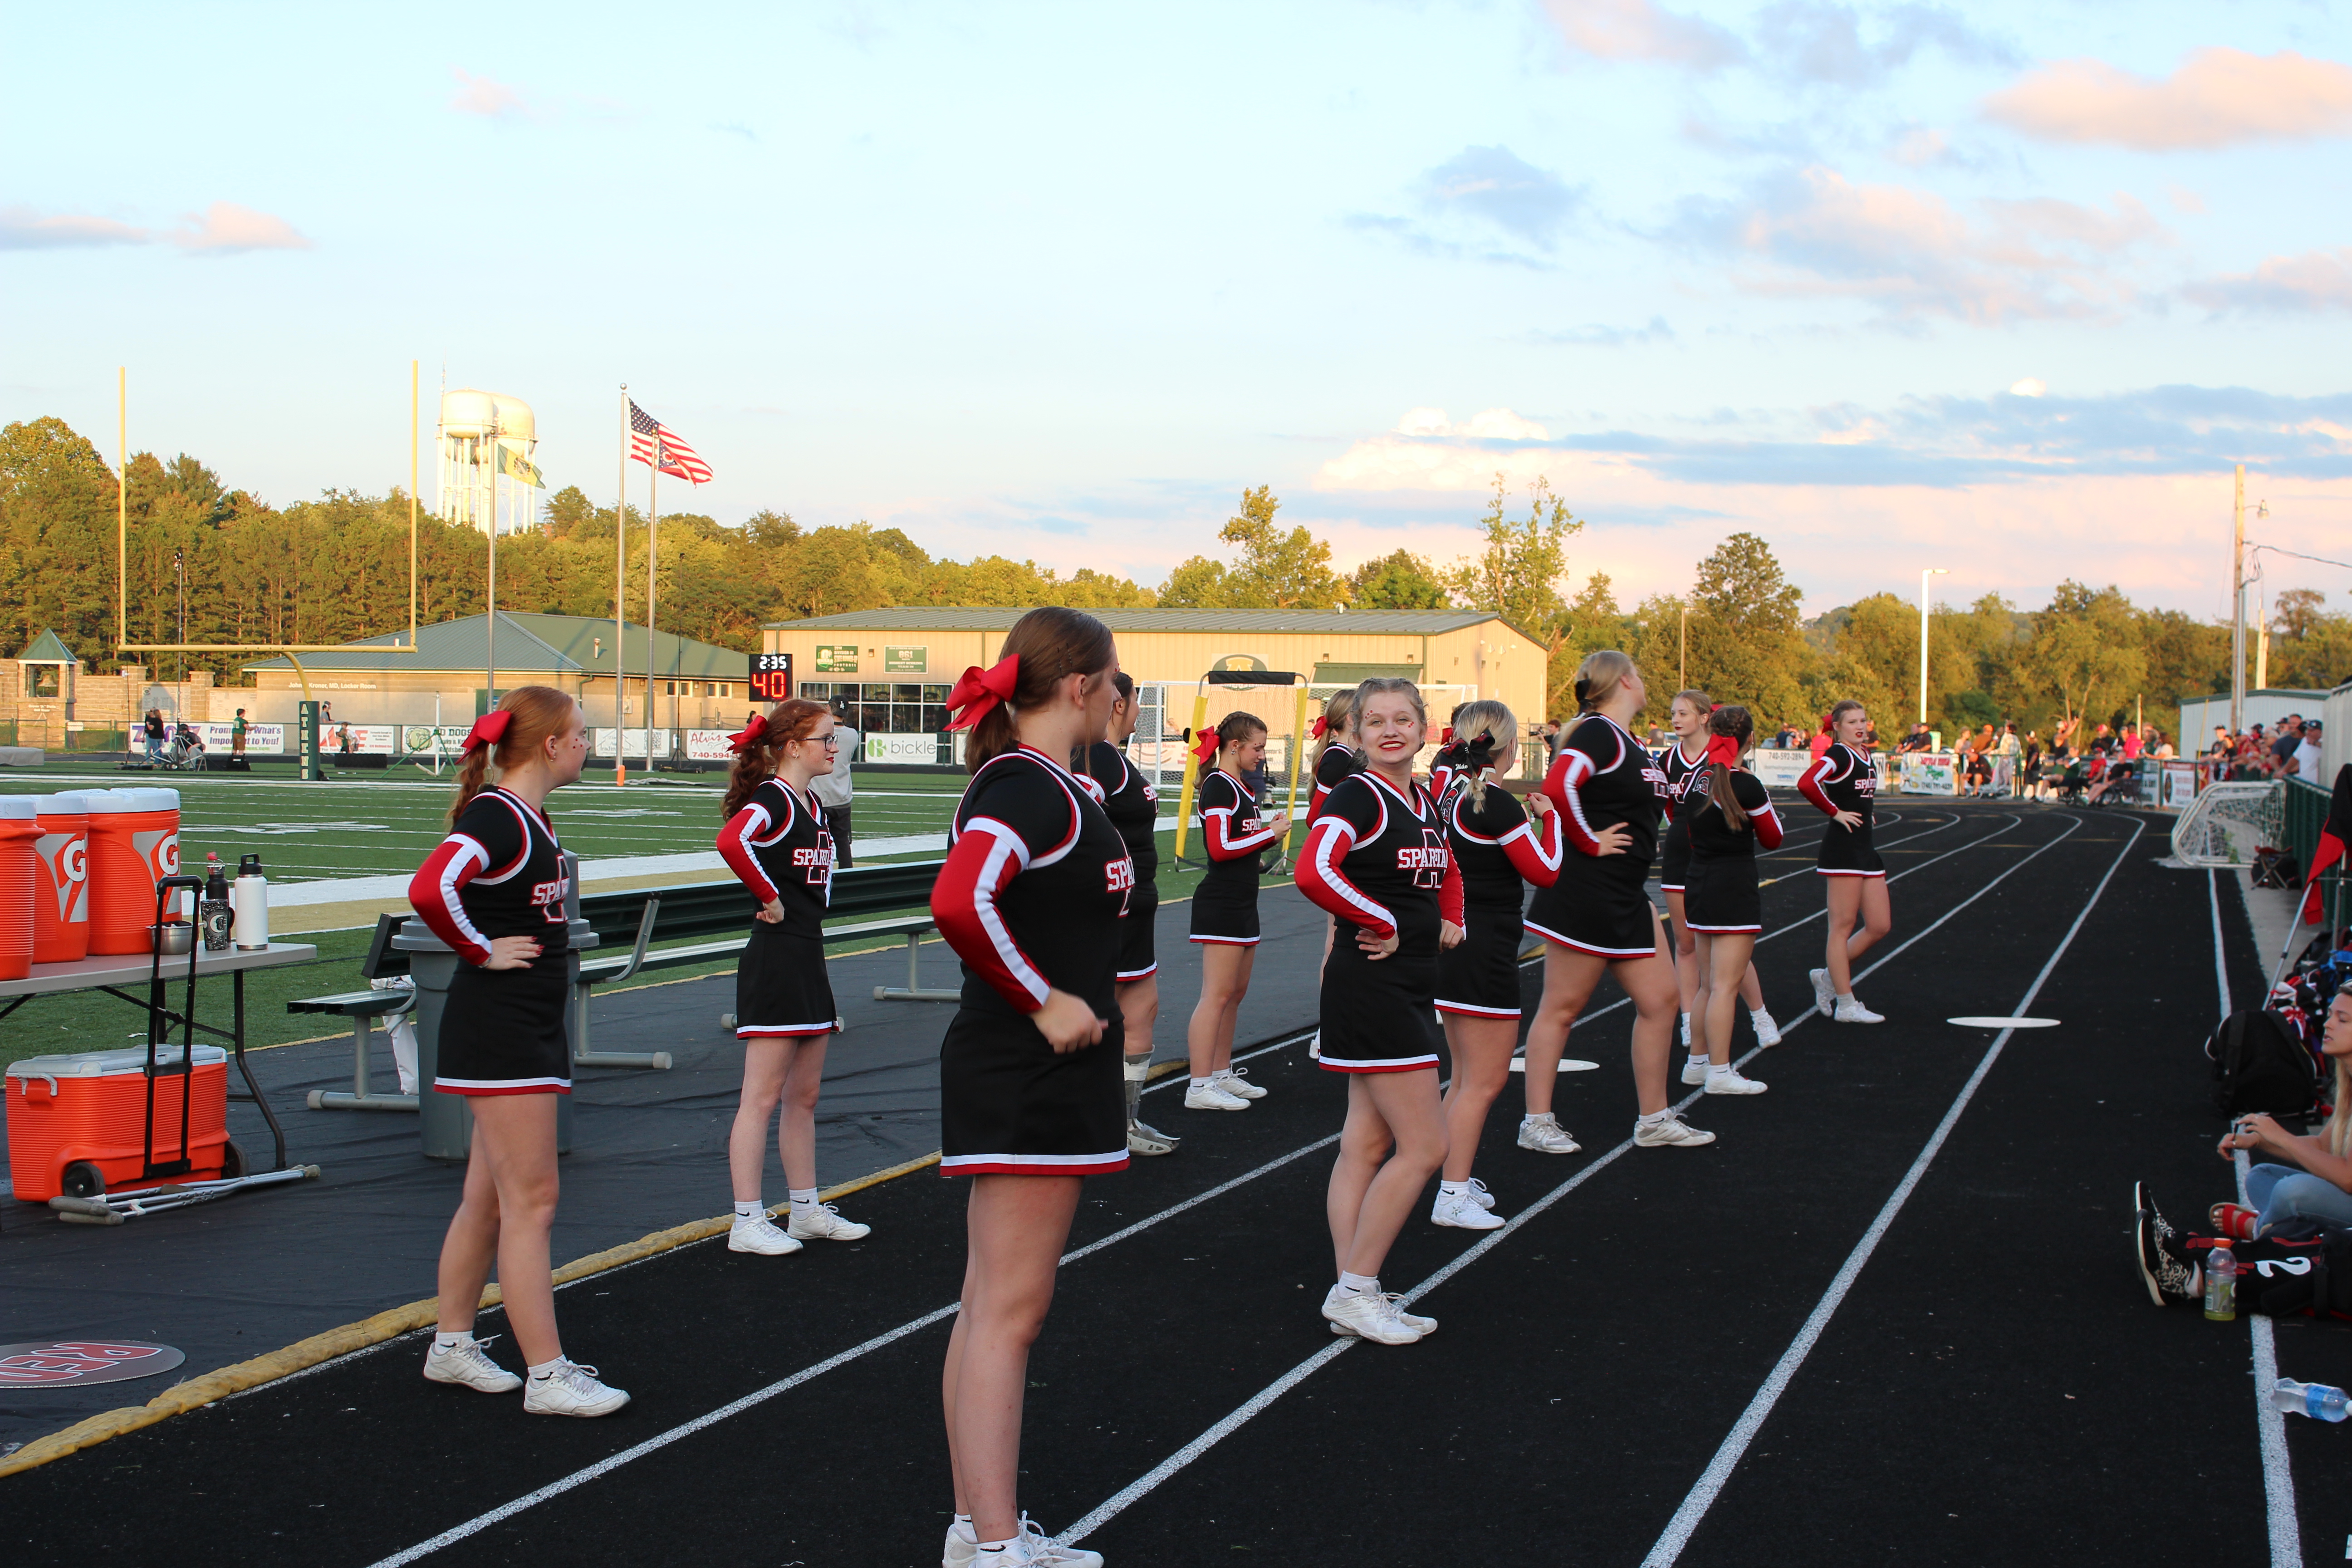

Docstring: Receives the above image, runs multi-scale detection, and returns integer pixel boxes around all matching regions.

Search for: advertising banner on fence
[401,726,471,760]
[193,723,284,754]
[683,730,734,762]
[593,729,676,760]
[2161,760,2200,810]
[863,732,943,766]
[326,725,396,755]
[1900,752,1960,794]
[1751,749,1811,791]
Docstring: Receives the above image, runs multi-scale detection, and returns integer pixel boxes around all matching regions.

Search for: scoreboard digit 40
[749,652,794,702]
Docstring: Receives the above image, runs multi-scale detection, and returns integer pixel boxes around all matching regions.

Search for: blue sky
[6,0,2350,620]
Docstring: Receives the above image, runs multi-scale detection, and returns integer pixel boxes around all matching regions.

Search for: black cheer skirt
[735,923,839,1037]
[1682,855,1762,934]
[1524,860,1661,960]
[939,1008,1128,1177]
[436,959,571,1095]
[1435,905,1529,1019]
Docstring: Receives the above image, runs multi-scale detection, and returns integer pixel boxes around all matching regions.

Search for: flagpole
[645,436,659,771]
[485,419,499,708]
[615,387,629,787]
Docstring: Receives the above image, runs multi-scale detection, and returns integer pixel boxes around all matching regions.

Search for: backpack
[2206,1008,2320,1118]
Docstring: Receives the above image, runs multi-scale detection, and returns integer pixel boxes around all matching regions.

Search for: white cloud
[2009,378,2045,397]
[2182,249,2352,315]
[451,68,528,120]
[1541,0,1744,70]
[0,208,148,250]
[1419,146,1583,249]
[0,201,308,255]
[1984,48,2352,151]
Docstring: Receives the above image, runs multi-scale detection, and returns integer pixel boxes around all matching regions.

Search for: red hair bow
[945,655,1020,732]
[1704,733,1743,769]
[1439,726,1453,745]
[727,714,770,754]
[1309,715,1329,740]
[1818,711,1836,735]
[1190,727,1220,765]
[461,709,513,755]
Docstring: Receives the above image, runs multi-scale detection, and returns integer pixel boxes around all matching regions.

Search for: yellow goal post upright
[1167,660,1306,872]
[111,365,419,782]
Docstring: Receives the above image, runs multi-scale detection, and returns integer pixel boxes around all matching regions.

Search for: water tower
[437,388,539,534]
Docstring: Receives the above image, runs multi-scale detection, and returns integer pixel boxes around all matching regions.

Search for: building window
[790,680,948,733]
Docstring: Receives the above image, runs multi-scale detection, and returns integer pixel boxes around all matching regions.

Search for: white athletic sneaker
[1516,1113,1581,1154]
[787,1202,872,1242]
[1212,1067,1267,1100]
[1704,1068,1768,1095]
[1809,968,1836,1016]
[1307,1030,1321,1061]
[729,1212,804,1255]
[944,1521,978,1568]
[1751,1010,1783,1047]
[1678,1013,1691,1048]
[1681,1057,1709,1086]
[1833,996,1885,1024]
[1321,1285,1425,1344]
[422,1335,520,1394]
[522,1358,630,1417]
[1328,1294,1438,1337]
[1008,1514,1103,1567]
[1127,1118,1180,1156]
[1464,1176,1496,1210]
[1184,1081,1250,1111]
[1431,1190,1505,1230]
[1633,1113,1717,1148]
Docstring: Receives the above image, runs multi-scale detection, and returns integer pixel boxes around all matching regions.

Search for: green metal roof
[21,629,76,663]
[241,612,744,679]
[763,608,1513,636]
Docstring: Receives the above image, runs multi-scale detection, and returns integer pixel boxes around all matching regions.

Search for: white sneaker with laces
[1212,1067,1267,1100]
[1516,1113,1581,1154]
[1328,1293,1438,1336]
[944,1521,978,1568]
[522,1358,630,1417]
[788,1202,872,1241]
[1809,968,1836,1016]
[1009,1515,1102,1567]
[1704,1068,1768,1095]
[1127,1118,1180,1156]
[1431,1190,1505,1230]
[1321,1285,1425,1344]
[1681,1057,1708,1085]
[1464,1176,1497,1210]
[729,1212,804,1255]
[1751,1010,1782,1047]
[1185,1081,1250,1111]
[1633,1113,1717,1148]
[423,1335,520,1393]
[1833,996,1885,1024]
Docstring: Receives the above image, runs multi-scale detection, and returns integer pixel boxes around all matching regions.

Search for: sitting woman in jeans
[2212,982,2352,1238]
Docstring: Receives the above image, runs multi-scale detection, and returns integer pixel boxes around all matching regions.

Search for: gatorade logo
[37,833,88,923]
[132,828,180,879]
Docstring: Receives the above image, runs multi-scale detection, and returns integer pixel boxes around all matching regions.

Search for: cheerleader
[1083,673,1178,1156]
[1659,690,1779,1073]
[1800,700,1891,1023]
[407,686,627,1418]
[1520,651,1713,1151]
[1182,712,1287,1112]
[1430,702,1560,1230]
[931,608,1128,1568]
[1308,689,1359,819]
[1293,677,1465,1345]
[1679,705,1781,1096]
[714,698,871,1255]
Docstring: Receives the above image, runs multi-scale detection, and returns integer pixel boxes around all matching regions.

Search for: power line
[2248,542,2352,573]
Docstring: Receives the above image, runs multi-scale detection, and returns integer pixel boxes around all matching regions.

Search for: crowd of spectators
[2205,713,2325,785]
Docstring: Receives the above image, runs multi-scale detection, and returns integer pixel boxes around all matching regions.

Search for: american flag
[628,400,713,484]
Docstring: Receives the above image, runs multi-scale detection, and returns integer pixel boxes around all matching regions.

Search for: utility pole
[2230,464,2245,736]
[1678,606,1688,691]
[1918,567,1948,725]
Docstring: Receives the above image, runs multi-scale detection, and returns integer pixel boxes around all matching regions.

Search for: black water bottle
[201,853,234,952]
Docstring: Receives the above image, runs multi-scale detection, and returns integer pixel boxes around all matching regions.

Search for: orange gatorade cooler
[0,798,37,980]
[32,791,90,965]
[5,1044,231,1202]
[85,788,181,956]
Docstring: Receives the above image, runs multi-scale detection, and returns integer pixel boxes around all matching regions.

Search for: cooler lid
[80,791,140,813]
[7,1044,229,1078]
[137,788,181,810]
[33,792,89,814]
[0,798,34,819]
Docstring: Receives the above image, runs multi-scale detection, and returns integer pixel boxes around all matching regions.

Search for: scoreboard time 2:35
[749,652,794,702]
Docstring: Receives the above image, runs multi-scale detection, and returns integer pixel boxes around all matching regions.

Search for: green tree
[2015,581,2147,740]
[1348,549,1450,609]
[1447,473,1577,633]
[1683,531,1810,720]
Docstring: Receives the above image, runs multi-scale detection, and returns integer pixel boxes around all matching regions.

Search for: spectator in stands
[1770,720,1801,750]
[2207,725,2234,784]
[810,698,860,867]
[2021,730,2044,799]
[2151,730,2175,760]
[2272,716,2306,776]
[2294,720,2324,781]
[141,707,166,763]
[1541,718,1563,757]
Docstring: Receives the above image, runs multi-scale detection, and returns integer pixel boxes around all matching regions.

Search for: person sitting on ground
[2205,981,2352,1240]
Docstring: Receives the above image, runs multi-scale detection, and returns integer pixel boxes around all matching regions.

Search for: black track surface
[9,803,2346,1568]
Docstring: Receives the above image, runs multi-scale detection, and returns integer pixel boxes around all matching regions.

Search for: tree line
[3,414,2345,739]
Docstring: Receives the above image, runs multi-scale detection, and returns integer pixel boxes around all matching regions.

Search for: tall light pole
[1917,567,1948,726]
[1678,606,1690,691]
[2230,465,2245,736]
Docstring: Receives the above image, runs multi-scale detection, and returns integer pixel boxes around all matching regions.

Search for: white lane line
[1062,811,2075,1542]
[2216,869,2305,1568]
[1140,1031,1308,1096]
[363,1118,1343,1566]
[1637,815,2144,1568]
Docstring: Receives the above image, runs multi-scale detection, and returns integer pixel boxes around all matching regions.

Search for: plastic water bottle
[2268,1379,2349,1422]
[2203,1239,2237,1321]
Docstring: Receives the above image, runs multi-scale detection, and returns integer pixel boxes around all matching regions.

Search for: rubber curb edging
[0,1149,944,1479]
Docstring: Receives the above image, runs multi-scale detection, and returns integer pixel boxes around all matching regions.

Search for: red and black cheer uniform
[1435,778,1561,1019]
[1657,737,1706,895]
[931,746,1134,1176]
[1523,714,1671,957]
[1082,740,1159,982]
[1799,742,1882,877]
[1190,768,1284,945]
[407,787,573,1095]
[1679,765,1783,934]
[1308,741,1357,821]
[1294,771,1464,1072]
[716,776,838,1038]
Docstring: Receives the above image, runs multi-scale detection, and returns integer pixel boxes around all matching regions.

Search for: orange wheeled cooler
[5,1044,235,1203]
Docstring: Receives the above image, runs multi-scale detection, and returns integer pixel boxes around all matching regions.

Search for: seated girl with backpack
[2206,980,2352,1240]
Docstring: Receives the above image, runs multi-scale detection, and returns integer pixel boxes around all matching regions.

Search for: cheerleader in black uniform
[1660,691,1779,1078]
[931,608,1128,1568]
[1521,651,1714,1151]
[1680,706,1782,1096]
[1182,712,1287,1112]
[1799,698,1891,1024]
[1294,677,1465,1345]
[715,698,871,1257]
[1430,701,1559,1230]
[406,686,627,1418]
[1083,673,1178,1156]
[1308,689,1359,821]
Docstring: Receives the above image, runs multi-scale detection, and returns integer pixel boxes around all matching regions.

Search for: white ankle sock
[1190,1076,1212,1090]
[432,1331,471,1352]
[788,1188,818,1213]
[1637,1109,1671,1127]
[977,1539,1017,1557]
[1686,1052,1706,1068]
[1438,1180,1468,1199]
[733,1200,764,1220]
[951,1516,977,1543]
[526,1357,567,1379]
[1338,1270,1378,1294]
[1707,1063,1736,1080]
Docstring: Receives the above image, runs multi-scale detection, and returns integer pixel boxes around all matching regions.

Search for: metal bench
[288,915,419,1112]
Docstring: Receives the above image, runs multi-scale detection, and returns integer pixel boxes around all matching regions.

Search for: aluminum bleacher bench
[286,915,419,1112]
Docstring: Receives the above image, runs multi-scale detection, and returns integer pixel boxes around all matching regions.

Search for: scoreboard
[748,652,794,702]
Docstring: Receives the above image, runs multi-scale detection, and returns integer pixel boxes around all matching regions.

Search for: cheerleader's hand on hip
[483,936,543,970]
[1833,809,1862,829]
[755,898,785,924]
[1592,823,1632,857]
[1033,989,1108,1054]
[1357,928,1401,960]
[1440,920,1465,950]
